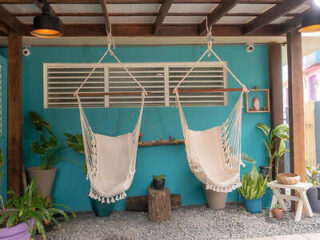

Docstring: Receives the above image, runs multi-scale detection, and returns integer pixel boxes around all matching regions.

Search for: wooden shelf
[245,88,270,113]
[138,139,184,147]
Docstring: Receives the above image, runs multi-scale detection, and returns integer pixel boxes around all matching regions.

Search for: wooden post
[148,187,171,222]
[287,30,305,181]
[8,31,23,194]
[268,43,284,174]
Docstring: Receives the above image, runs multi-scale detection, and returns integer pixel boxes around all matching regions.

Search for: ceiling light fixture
[30,0,62,38]
[299,10,320,33]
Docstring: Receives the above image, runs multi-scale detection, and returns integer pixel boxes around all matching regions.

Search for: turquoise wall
[20,45,270,211]
[0,55,7,200]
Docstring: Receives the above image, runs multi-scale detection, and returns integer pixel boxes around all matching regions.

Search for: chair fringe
[89,188,127,204]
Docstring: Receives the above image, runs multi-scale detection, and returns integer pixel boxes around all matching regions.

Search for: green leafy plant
[30,112,65,170]
[238,165,268,200]
[152,174,166,181]
[0,178,75,239]
[64,133,87,174]
[273,203,281,209]
[256,123,290,179]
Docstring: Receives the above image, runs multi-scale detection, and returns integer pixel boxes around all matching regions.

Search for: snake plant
[238,165,268,200]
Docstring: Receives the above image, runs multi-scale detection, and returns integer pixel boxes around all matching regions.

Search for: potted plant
[271,203,283,219]
[0,178,74,239]
[238,164,268,214]
[152,174,166,190]
[28,111,65,198]
[65,133,114,217]
[306,165,320,213]
[202,154,255,211]
[256,123,289,180]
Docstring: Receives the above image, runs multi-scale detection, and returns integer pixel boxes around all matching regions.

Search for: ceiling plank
[0,5,25,34]
[100,0,111,33]
[153,0,174,34]
[277,8,311,35]
[243,0,308,35]
[198,0,240,35]
[23,23,280,36]
[0,0,284,4]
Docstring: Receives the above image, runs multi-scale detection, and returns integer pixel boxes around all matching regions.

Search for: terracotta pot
[27,167,56,197]
[202,184,227,210]
[271,208,283,219]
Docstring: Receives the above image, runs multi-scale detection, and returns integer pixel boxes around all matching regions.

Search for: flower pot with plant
[152,174,166,190]
[65,133,114,217]
[0,178,74,240]
[271,203,283,219]
[238,164,268,214]
[256,123,289,181]
[28,111,65,198]
[306,165,320,213]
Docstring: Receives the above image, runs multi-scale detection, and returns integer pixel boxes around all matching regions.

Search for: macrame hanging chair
[75,34,148,204]
[174,30,249,193]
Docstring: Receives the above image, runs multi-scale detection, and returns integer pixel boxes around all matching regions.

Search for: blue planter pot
[90,198,114,217]
[244,198,262,214]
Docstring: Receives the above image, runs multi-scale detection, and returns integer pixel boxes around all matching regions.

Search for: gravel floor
[42,204,320,240]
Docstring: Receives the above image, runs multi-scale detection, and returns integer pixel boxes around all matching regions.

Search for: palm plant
[64,133,86,173]
[0,178,75,239]
[256,123,289,179]
[29,112,65,170]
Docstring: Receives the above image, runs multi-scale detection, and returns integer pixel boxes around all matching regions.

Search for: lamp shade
[30,1,62,38]
[299,10,320,33]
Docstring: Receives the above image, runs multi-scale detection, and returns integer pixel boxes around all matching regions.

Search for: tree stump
[148,187,171,222]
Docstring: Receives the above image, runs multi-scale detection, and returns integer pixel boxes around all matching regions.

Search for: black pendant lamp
[30,0,62,38]
[299,10,320,33]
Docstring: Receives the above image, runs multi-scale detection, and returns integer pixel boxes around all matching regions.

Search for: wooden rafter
[243,0,308,35]
[11,11,300,18]
[277,8,311,35]
[0,5,25,34]
[22,23,280,36]
[12,12,299,17]
[198,0,240,35]
[153,0,174,34]
[100,0,112,34]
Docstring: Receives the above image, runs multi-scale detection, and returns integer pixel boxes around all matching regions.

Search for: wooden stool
[148,187,171,222]
[268,181,314,222]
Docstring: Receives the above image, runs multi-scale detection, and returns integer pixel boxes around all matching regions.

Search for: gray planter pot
[27,167,56,197]
[202,184,227,210]
[307,187,320,213]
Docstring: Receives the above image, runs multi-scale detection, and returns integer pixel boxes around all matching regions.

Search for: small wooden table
[268,181,314,222]
[148,187,171,222]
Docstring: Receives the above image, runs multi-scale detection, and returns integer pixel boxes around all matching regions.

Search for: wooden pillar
[268,43,284,174]
[287,30,305,181]
[8,32,23,194]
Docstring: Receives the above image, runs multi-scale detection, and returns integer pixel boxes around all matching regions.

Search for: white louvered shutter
[169,63,227,106]
[108,65,165,107]
[44,64,106,108]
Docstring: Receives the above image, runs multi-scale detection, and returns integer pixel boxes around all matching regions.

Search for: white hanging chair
[174,31,248,193]
[75,35,148,203]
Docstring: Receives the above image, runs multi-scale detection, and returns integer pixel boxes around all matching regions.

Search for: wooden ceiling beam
[23,23,281,36]
[198,0,240,35]
[100,0,111,33]
[0,0,285,4]
[277,8,311,35]
[243,0,308,35]
[13,12,299,17]
[153,0,174,34]
[0,5,25,34]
